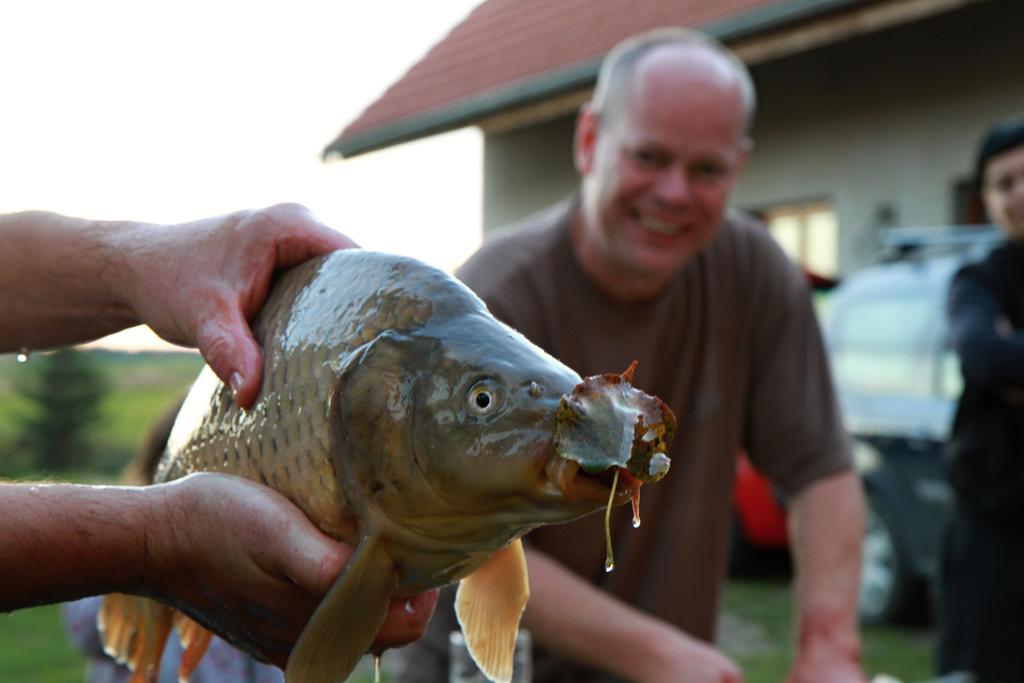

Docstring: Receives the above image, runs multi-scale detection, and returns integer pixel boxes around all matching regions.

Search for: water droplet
[631,488,642,529]
[604,469,619,575]
[16,348,30,363]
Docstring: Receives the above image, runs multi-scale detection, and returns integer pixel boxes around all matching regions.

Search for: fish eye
[467,380,502,417]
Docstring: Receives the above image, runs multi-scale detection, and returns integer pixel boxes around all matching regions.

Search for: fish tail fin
[173,612,213,683]
[285,533,397,683]
[99,593,174,683]
[455,538,529,683]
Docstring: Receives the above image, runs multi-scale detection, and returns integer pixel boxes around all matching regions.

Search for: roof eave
[323,57,601,159]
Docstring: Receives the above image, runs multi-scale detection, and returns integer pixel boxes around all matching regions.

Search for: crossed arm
[947,268,1024,401]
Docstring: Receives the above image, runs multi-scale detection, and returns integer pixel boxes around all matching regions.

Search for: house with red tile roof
[324,0,1021,275]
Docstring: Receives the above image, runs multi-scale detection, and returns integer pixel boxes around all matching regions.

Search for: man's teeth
[637,215,680,235]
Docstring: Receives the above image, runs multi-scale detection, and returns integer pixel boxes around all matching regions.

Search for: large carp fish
[99,249,675,683]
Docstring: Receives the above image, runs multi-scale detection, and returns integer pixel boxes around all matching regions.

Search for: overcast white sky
[0,1,484,350]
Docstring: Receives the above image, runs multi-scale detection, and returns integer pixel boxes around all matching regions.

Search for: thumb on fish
[273,524,440,649]
[195,312,263,409]
[280,532,352,600]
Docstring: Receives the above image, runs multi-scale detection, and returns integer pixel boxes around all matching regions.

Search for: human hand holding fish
[134,472,439,669]
[0,202,354,408]
[108,202,356,408]
[0,472,438,672]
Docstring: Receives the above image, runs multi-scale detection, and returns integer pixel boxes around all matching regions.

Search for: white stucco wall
[483,116,578,230]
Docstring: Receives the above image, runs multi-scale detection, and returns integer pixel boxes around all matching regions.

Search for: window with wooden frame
[759,201,838,278]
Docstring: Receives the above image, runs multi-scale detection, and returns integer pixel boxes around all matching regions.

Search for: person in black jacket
[937,115,1024,683]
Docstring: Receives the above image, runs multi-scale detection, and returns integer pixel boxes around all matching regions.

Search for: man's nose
[655,165,692,205]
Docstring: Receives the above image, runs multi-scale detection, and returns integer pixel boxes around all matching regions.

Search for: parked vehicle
[824,226,1000,623]
[729,453,789,574]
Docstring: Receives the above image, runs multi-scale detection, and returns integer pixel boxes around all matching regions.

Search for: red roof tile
[326,0,863,157]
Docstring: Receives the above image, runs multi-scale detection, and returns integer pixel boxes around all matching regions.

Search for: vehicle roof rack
[875,225,1002,262]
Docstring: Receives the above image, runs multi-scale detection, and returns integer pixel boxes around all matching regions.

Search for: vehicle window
[830,294,937,397]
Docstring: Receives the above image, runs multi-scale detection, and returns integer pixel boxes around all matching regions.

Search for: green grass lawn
[721,577,935,682]
[0,605,87,682]
[0,604,382,682]
[1,580,936,682]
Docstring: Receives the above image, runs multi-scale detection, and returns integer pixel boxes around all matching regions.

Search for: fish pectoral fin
[455,538,529,683]
[173,612,213,683]
[285,533,397,683]
[99,593,174,682]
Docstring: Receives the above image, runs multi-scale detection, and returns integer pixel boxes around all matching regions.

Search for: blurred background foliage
[0,350,202,481]
[9,348,107,473]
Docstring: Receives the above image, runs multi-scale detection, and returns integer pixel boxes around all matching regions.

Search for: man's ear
[574,103,599,175]
[734,136,754,176]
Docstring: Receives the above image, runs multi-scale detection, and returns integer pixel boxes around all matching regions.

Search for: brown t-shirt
[391,198,852,683]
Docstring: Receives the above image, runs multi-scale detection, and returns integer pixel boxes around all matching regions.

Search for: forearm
[788,470,864,663]
[0,211,147,351]
[0,482,157,611]
[522,549,691,681]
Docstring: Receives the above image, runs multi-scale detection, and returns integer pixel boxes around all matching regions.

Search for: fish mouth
[544,455,640,506]
[547,361,673,508]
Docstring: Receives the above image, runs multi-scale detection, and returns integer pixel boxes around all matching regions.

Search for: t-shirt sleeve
[742,233,853,497]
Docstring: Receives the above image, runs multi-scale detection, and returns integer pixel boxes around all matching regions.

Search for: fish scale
[160,253,466,543]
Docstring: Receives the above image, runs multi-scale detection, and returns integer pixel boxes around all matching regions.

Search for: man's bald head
[590,28,756,134]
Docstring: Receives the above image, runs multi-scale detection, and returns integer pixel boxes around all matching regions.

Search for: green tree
[14,348,108,472]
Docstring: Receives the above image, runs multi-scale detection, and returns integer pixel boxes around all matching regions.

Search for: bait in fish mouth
[553,360,676,574]
[96,249,676,683]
